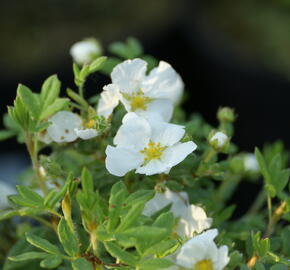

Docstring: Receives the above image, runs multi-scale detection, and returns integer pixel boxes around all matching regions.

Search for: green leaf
[254,262,266,270]
[143,239,178,257]
[109,37,143,59]
[0,130,15,140]
[270,264,288,270]
[26,233,61,255]
[89,56,107,72]
[255,148,271,184]
[40,75,61,109]
[58,218,79,257]
[9,195,41,208]
[124,190,155,207]
[9,252,48,262]
[67,89,89,109]
[71,258,93,270]
[138,258,173,270]
[0,210,20,221]
[81,168,94,194]
[153,211,174,232]
[107,181,128,232]
[18,84,41,120]
[40,255,63,269]
[99,57,122,75]
[252,232,270,258]
[116,201,145,232]
[104,242,138,266]
[40,98,69,120]
[16,185,44,206]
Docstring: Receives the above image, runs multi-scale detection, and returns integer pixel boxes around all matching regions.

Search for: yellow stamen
[140,140,167,162]
[194,260,214,270]
[85,119,95,128]
[122,90,152,111]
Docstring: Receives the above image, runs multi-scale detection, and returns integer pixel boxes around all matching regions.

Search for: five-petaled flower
[105,113,197,176]
[97,58,184,121]
[46,111,98,143]
[175,229,230,270]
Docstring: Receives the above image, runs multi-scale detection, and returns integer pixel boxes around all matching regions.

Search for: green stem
[25,133,47,195]
[267,195,272,227]
[29,215,55,230]
[204,148,216,163]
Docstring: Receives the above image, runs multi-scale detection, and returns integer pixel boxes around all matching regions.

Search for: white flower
[97,58,184,121]
[244,153,259,173]
[47,111,82,143]
[70,38,102,65]
[105,113,196,176]
[177,205,212,238]
[74,128,98,140]
[176,229,230,270]
[210,131,228,148]
[47,111,99,143]
[143,188,212,238]
[143,188,189,217]
[97,84,120,118]
[0,181,15,209]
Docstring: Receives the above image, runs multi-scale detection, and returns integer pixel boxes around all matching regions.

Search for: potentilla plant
[0,37,289,270]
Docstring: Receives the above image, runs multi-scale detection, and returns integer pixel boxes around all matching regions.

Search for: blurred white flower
[244,153,259,173]
[46,111,99,143]
[143,188,212,238]
[210,131,228,149]
[176,229,230,270]
[177,205,212,238]
[105,113,196,176]
[143,188,189,217]
[47,111,82,143]
[0,181,15,209]
[70,38,102,65]
[98,58,184,121]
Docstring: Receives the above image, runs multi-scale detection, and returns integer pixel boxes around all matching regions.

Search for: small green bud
[217,107,235,123]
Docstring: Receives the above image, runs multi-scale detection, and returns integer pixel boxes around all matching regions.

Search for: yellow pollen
[122,90,152,111]
[85,119,95,128]
[194,260,214,270]
[140,141,167,162]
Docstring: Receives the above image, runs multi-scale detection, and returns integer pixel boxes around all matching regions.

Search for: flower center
[122,90,152,111]
[84,119,95,128]
[194,259,214,270]
[140,140,167,162]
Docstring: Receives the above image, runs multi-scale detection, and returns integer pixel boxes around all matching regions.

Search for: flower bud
[209,131,229,151]
[217,107,235,123]
[243,153,259,173]
[70,38,102,65]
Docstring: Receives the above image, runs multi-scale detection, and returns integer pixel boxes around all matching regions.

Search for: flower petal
[143,98,173,122]
[97,84,120,118]
[136,159,169,175]
[75,128,98,140]
[114,115,151,150]
[216,246,230,270]
[142,61,184,104]
[47,111,82,143]
[105,146,143,177]
[162,141,197,167]
[150,121,186,146]
[111,59,147,93]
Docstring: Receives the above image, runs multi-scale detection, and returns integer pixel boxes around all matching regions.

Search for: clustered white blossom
[143,188,212,239]
[35,55,230,270]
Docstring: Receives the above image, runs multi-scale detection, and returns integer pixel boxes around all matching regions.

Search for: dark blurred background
[1,0,290,186]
